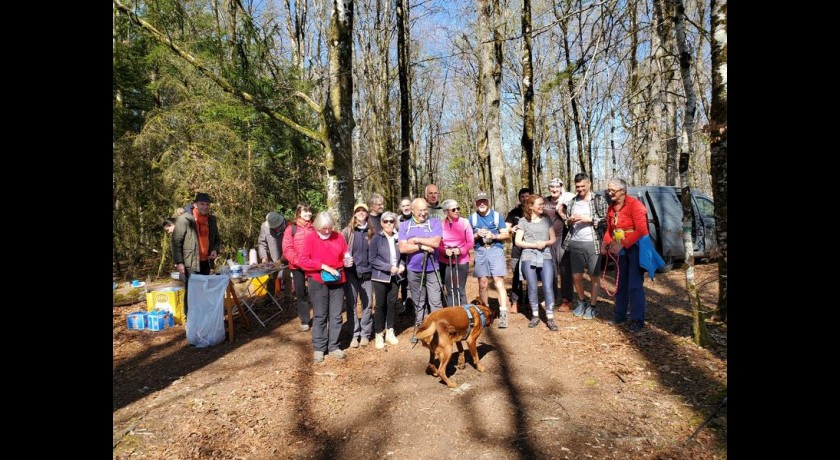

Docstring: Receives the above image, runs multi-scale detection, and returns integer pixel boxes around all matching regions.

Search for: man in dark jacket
[172,192,221,315]
[258,211,289,302]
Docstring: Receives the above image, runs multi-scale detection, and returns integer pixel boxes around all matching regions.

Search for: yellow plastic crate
[249,275,270,296]
[146,287,186,324]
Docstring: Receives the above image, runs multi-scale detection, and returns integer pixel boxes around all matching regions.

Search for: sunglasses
[382,219,395,224]
[447,207,461,212]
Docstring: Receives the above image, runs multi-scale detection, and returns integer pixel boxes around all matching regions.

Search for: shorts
[569,240,602,275]
[473,245,507,278]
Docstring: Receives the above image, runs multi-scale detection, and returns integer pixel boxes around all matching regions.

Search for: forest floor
[113,262,727,459]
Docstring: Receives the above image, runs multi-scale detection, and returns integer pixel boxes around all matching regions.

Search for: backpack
[291,223,297,236]
[470,210,501,232]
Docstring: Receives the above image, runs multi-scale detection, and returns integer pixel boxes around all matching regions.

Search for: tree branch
[113,0,326,146]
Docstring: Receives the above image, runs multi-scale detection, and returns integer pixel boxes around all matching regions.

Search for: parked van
[600,186,718,272]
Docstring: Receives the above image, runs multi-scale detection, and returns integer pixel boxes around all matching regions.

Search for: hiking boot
[385,328,399,345]
[498,310,509,328]
[628,320,644,333]
[349,337,359,348]
[582,305,596,320]
[557,299,573,313]
[360,337,370,347]
[528,317,541,328]
[409,334,418,344]
[546,318,559,331]
[572,299,588,317]
[330,349,347,359]
[313,351,325,363]
[375,332,385,349]
[299,324,310,332]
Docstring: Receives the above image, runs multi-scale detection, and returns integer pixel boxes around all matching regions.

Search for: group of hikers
[169,174,655,363]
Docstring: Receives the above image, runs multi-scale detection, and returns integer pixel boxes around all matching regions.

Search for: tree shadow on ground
[113,299,300,411]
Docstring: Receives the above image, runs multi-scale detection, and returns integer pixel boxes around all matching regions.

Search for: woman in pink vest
[438,199,475,306]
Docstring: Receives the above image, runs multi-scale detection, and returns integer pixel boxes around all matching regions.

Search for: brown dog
[415,299,496,388]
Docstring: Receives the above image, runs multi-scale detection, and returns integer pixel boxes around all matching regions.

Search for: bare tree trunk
[556,5,586,178]
[396,0,412,199]
[520,0,535,190]
[284,0,308,70]
[325,0,356,227]
[709,0,727,323]
[476,0,508,209]
[672,0,709,347]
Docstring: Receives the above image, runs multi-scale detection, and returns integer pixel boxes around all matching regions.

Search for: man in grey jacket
[258,211,290,303]
[172,192,221,315]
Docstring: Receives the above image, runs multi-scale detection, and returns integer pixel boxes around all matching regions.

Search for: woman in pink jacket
[282,203,314,331]
[297,211,348,363]
[437,199,474,306]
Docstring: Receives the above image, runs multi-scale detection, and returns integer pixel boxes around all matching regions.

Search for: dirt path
[113,264,727,459]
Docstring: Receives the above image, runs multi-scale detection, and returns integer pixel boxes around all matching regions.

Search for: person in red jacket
[603,178,651,333]
[297,211,349,363]
[282,203,314,331]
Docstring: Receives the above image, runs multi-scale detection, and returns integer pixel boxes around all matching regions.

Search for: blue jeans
[522,258,555,317]
[614,244,646,323]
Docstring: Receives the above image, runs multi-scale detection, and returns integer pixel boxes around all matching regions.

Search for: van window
[696,197,715,220]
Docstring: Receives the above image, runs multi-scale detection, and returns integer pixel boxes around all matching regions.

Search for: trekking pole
[453,251,462,306]
[414,250,430,341]
[683,396,727,445]
[447,249,457,306]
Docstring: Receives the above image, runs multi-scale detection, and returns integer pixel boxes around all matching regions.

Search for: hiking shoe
[582,306,596,320]
[628,320,644,333]
[299,324,310,332]
[385,328,399,345]
[498,310,509,328]
[546,318,559,331]
[330,349,347,359]
[359,337,370,347]
[572,299,588,317]
[375,332,385,349]
[409,334,418,344]
[349,337,360,348]
[313,351,325,363]
[607,319,625,327]
[528,317,541,328]
[557,299,573,313]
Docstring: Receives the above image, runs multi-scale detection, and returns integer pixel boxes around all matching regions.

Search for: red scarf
[193,206,210,261]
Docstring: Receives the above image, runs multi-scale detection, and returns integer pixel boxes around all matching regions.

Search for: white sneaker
[385,328,399,345]
[375,332,385,349]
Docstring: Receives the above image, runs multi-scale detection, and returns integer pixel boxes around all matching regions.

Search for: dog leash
[600,250,620,297]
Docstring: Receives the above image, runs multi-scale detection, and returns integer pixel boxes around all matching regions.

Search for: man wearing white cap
[258,211,289,302]
[544,178,575,311]
[468,191,512,328]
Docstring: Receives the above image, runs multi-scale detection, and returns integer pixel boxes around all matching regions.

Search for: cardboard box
[147,309,175,331]
[127,311,148,330]
[146,287,185,324]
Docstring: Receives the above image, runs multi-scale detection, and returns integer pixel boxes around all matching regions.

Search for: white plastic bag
[185,274,228,347]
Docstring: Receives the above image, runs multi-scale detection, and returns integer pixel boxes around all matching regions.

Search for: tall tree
[520,0,535,190]
[672,0,710,347]
[709,0,727,323]
[478,0,509,210]
[396,0,413,200]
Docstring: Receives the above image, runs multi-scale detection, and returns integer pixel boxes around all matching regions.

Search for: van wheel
[657,257,673,273]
